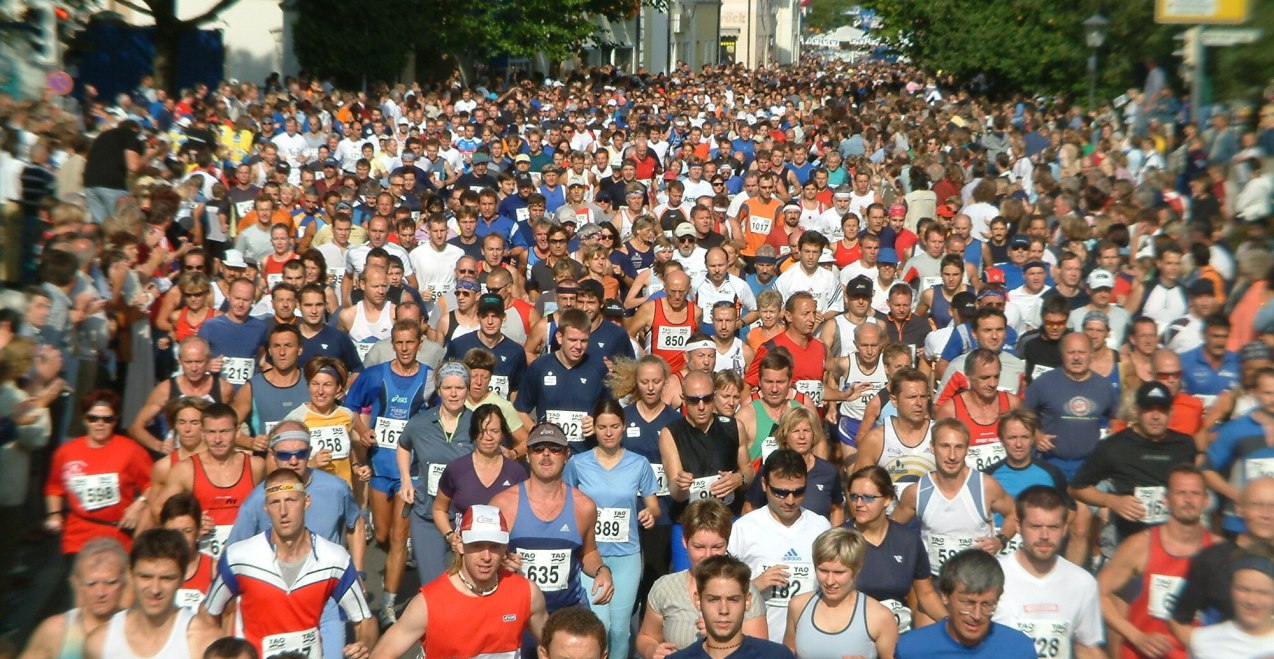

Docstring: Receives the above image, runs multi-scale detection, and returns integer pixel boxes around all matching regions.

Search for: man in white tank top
[20,538,128,659]
[847,171,882,220]
[826,323,890,447]
[891,419,1017,577]
[84,529,221,659]
[710,302,753,377]
[338,265,396,362]
[852,368,935,480]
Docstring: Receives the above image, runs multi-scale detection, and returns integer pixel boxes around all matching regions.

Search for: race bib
[919,276,942,292]
[1134,486,1169,525]
[426,463,447,497]
[311,425,351,460]
[266,273,282,289]
[222,356,255,386]
[546,410,586,442]
[71,473,121,511]
[1244,457,1274,481]
[520,548,571,592]
[595,508,630,544]
[655,325,691,351]
[262,628,320,659]
[966,442,1006,472]
[794,379,824,407]
[761,562,813,606]
[199,524,233,561]
[651,464,670,497]
[690,475,733,505]
[996,532,1025,557]
[926,534,977,575]
[882,599,913,633]
[353,340,375,364]
[748,215,771,235]
[375,417,407,450]
[234,199,255,219]
[760,436,780,462]
[1031,364,1054,380]
[515,207,531,222]
[1147,574,1185,621]
[175,588,205,610]
[490,375,510,399]
[1015,618,1071,659]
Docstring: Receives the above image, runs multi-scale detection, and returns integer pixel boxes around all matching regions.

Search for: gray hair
[72,537,128,580]
[936,549,1005,597]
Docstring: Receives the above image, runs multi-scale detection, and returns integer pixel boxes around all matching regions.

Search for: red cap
[936,204,956,218]
[888,204,906,218]
[981,267,1005,285]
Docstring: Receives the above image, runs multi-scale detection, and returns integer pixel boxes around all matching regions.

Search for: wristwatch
[995,533,1011,548]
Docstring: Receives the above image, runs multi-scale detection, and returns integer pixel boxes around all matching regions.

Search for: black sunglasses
[770,486,807,499]
[848,493,883,504]
[684,393,714,406]
[85,414,117,423]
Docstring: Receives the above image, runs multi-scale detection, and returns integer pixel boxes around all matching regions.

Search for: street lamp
[1084,13,1108,114]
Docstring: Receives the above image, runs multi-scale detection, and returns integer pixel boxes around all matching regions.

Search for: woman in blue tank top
[563,400,661,659]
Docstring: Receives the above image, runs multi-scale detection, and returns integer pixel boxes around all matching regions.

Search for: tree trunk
[152,19,181,94]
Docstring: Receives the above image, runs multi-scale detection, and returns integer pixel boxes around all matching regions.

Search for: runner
[83,529,221,659]
[127,337,233,454]
[539,608,608,659]
[627,270,700,375]
[19,539,127,659]
[337,265,396,363]
[665,555,795,659]
[142,397,209,510]
[231,323,309,453]
[514,308,611,453]
[370,504,549,659]
[853,368,935,492]
[157,493,216,612]
[934,349,1019,472]
[198,278,268,389]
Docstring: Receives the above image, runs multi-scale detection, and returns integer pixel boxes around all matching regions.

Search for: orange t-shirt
[740,197,783,256]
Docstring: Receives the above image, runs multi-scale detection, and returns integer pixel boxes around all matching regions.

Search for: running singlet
[191,454,255,560]
[102,608,194,659]
[284,404,357,485]
[878,418,935,493]
[1121,526,1213,659]
[953,392,1011,472]
[205,531,371,659]
[419,571,532,659]
[648,299,697,374]
[345,362,434,483]
[747,398,800,464]
[621,403,683,522]
[176,553,214,610]
[667,416,745,518]
[916,470,994,576]
[509,483,587,612]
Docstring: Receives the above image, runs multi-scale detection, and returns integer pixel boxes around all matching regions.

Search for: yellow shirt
[285,403,356,486]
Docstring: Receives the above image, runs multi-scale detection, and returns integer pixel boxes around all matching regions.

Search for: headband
[753,255,777,265]
[683,340,715,353]
[269,429,312,448]
[438,361,471,384]
[456,279,481,293]
[265,481,306,495]
[316,365,341,380]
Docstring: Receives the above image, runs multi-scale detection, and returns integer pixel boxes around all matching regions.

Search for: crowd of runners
[1,55,1274,659]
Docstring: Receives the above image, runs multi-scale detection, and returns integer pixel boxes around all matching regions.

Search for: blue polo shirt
[301,324,364,375]
[1180,347,1239,397]
[1204,414,1274,533]
[514,351,611,454]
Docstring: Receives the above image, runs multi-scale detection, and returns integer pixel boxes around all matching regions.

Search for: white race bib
[234,199,255,219]
[520,548,571,592]
[651,464,670,497]
[1147,574,1185,621]
[490,375,510,399]
[655,325,691,351]
[595,508,630,544]
[926,534,977,575]
[996,532,1025,557]
[760,436,780,462]
[311,425,351,460]
[199,524,233,561]
[175,588,205,610]
[748,215,772,235]
[1134,486,1169,525]
[374,417,407,450]
[1031,364,1054,380]
[794,379,824,407]
[761,562,813,606]
[689,475,733,505]
[70,473,121,511]
[1244,457,1274,481]
[546,410,586,442]
[515,207,531,222]
[882,599,913,633]
[266,273,283,289]
[222,356,255,386]
[919,276,942,292]
[353,340,375,364]
[1015,618,1071,659]
[966,442,1006,472]
[261,628,320,659]
[426,463,447,497]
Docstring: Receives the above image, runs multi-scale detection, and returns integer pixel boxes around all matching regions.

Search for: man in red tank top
[934,349,1019,472]
[371,504,549,659]
[626,270,700,374]
[154,403,265,561]
[1094,465,1214,659]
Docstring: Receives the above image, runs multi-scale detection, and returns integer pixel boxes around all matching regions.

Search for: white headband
[683,340,715,353]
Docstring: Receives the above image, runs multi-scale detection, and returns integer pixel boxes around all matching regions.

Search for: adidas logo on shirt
[501,480,510,486]
[560,523,571,532]
[782,548,801,562]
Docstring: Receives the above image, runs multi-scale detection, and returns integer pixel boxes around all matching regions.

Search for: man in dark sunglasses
[725,447,829,643]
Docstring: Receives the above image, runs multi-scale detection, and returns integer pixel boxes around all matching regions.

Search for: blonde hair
[774,406,825,454]
[811,527,868,574]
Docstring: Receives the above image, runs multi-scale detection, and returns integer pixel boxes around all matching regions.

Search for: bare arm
[890,480,918,524]
[369,594,427,659]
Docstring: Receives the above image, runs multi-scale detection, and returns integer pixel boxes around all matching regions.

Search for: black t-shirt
[1070,428,1197,541]
[1173,540,1271,625]
[1018,332,1062,383]
[1041,286,1092,312]
[83,126,144,189]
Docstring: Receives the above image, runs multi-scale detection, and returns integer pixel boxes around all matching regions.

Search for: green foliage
[805,0,860,33]
[293,0,421,86]
[860,0,1180,100]
[1209,1,1274,101]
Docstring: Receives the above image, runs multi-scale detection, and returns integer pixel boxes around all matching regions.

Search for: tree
[293,0,424,88]
[861,0,1178,100]
[110,0,241,93]
[805,0,859,34]
[1209,0,1274,101]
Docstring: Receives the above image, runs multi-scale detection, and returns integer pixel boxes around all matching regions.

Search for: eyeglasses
[684,393,714,406]
[184,264,206,271]
[273,448,311,463]
[677,236,696,243]
[85,414,117,423]
[457,268,477,275]
[769,486,806,499]
[1156,370,1182,380]
[529,444,567,455]
[848,493,883,504]
[600,234,616,242]
[955,600,998,617]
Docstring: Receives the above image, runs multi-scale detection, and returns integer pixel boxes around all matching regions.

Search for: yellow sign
[1155,0,1251,24]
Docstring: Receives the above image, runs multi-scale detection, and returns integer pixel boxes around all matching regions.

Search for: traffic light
[1174,27,1200,82]
[21,4,58,66]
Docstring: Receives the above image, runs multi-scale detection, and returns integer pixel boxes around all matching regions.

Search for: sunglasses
[549,238,569,244]
[769,486,807,499]
[529,444,567,455]
[677,236,696,243]
[1156,370,1182,380]
[848,493,883,504]
[85,414,117,423]
[684,393,714,406]
[184,265,206,271]
[273,448,311,462]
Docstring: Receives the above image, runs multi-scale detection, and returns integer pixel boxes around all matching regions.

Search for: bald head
[854,321,883,344]
[1152,349,1181,375]
[682,370,714,396]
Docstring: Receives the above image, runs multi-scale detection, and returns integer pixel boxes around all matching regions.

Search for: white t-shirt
[727,507,831,644]
[1006,285,1049,334]
[346,242,414,279]
[408,243,466,295]
[775,266,845,315]
[994,552,1105,657]
[1188,621,1274,659]
[839,261,879,287]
